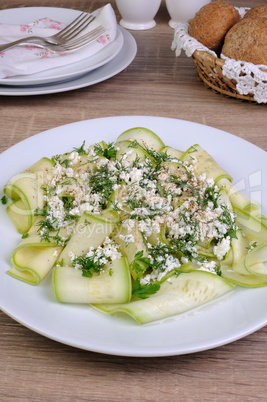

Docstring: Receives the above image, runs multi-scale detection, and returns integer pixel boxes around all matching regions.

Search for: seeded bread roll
[243,5,267,20]
[222,17,267,66]
[188,1,241,52]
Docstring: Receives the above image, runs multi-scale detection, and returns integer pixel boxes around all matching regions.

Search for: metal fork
[28,25,107,53]
[0,11,97,52]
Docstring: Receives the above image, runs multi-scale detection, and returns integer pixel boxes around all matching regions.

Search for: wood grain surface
[0,1,266,401]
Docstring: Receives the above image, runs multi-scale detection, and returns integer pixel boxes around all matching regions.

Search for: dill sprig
[89,164,119,208]
[218,206,238,239]
[52,154,71,168]
[129,140,173,165]
[35,218,67,245]
[72,254,105,278]
[73,140,86,155]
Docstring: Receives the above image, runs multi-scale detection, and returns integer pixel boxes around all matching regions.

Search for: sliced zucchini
[116,127,165,152]
[8,224,62,285]
[234,207,267,243]
[95,270,234,324]
[6,199,30,234]
[147,226,167,246]
[217,189,233,211]
[182,145,232,183]
[112,220,148,279]
[53,257,131,304]
[233,241,267,278]
[223,248,233,265]
[231,230,249,266]
[196,245,215,258]
[159,146,184,160]
[260,216,267,227]
[26,157,54,174]
[244,203,262,218]
[97,209,120,223]
[217,178,254,210]
[4,173,42,233]
[162,161,187,178]
[114,140,151,164]
[58,212,116,266]
[4,157,54,233]
[220,265,267,287]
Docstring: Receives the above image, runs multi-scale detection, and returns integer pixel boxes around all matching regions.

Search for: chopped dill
[73,140,86,155]
[72,254,105,278]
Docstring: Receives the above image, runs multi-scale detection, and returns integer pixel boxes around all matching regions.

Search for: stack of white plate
[0,7,137,96]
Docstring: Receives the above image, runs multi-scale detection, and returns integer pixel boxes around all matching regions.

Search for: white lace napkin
[0,4,117,79]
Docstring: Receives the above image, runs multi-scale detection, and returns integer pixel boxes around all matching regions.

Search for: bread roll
[222,17,267,65]
[243,5,267,20]
[188,1,241,52]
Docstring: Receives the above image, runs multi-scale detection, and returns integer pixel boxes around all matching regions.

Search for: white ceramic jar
[115,0,161,30]
[166,0,211,28]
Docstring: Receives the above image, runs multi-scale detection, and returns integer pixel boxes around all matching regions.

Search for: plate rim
[0,26,136,96]
[0,6,124,86]
[0,116,266,357]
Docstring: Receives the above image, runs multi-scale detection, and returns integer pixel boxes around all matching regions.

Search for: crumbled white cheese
[198,260,217,274]
[68,151,80,165]
[119,234,135,244]
[213,236,231,260]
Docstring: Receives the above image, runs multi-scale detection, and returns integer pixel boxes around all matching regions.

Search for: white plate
[0,7,124,87]
[0,26,136,96]
[0,116,266,357]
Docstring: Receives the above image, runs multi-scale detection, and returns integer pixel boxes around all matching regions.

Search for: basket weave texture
[171,7,267,104]
[191,50,258,103]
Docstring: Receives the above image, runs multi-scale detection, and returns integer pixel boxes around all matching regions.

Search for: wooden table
[0,0,266,400]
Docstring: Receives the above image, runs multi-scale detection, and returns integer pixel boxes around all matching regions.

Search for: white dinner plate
[0,116,266,357]
[0,26,136,96]
[0,7,124,86]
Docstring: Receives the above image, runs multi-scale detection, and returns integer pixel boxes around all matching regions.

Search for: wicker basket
[172,8,267,104]
[191,50,258,103]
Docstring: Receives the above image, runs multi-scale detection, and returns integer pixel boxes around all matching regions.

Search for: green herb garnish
[73,140,86,155]
[1,195,8,205]
[132,278,160,299]
[131,250,151,275]
[72,254,105,278]
[94,142,117,160]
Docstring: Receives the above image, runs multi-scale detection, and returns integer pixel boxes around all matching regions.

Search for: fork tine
[64,30,106,51]
[57,14,96,41]
[61,26,107,51]
[53,12,88,39]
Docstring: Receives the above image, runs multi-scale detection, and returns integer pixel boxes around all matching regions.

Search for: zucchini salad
[2,127,267,324]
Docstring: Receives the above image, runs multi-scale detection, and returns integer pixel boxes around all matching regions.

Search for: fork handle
[0,36,56,52]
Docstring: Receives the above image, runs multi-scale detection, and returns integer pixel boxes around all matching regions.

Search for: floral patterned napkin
[0,4,117,79]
